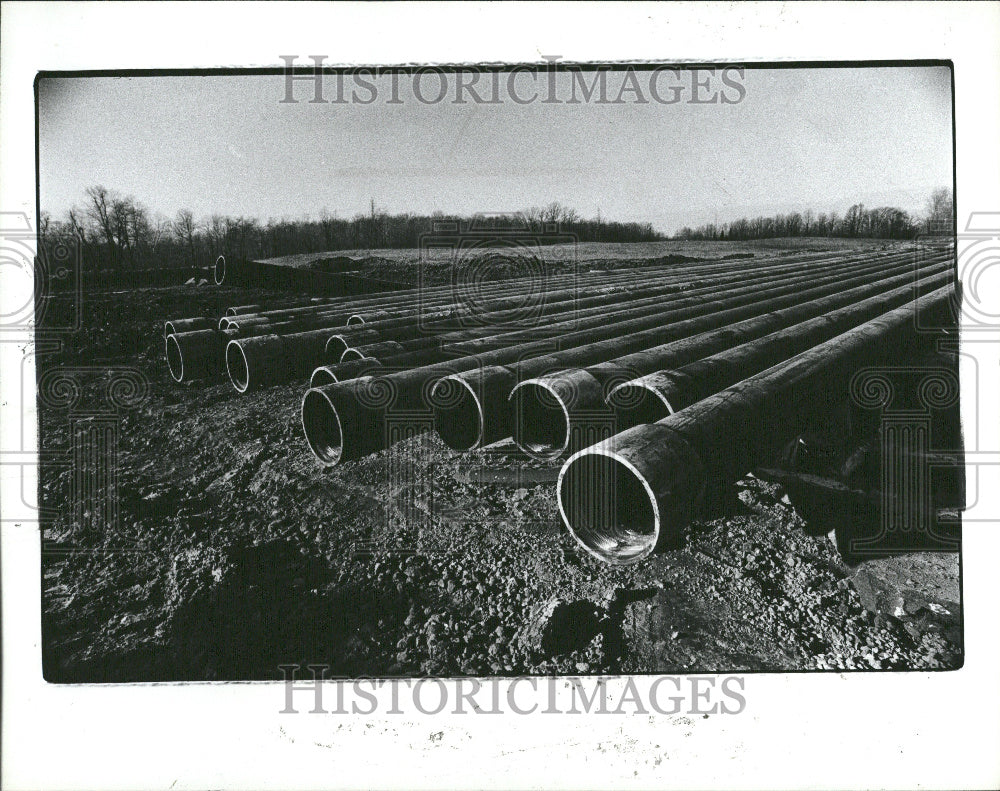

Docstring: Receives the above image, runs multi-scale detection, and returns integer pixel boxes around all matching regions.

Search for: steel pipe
[512,264,953,459]
[164,317,215,338]
[609,271,954,423]
[341,340,405,363]
[433,254,949,453]
[556,285,955,564]
[166,328,234,383]
[322,249,922,375]
[303,252,943,465]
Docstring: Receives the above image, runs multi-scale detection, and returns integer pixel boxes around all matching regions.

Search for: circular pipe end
[346,314,365,326]
[310,366,338,388]
[557,448,659,565]
[214,255,226,285]
[340,347,366,363]
[431,376,483,452]
[510,379,571,460]
[164,321,176,339]
[326,335,350,360]
[302,388,344,466]
[165,335,184,383]
[607,381,677,429]
[226,340,251,393]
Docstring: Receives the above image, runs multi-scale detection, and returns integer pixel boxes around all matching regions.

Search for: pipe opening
[558,451,659,564]
[608,384,675,428]
[310,367,338,388]
[214,255,226,285]
[326,335,350,360]
[225,307,238,317]
[510,381,570,459]
[432,377,483,451]
[164,321,176,339]
[166,335,184,382]
[226,341,251,393]
[346,314,365,326]
[340,347,366,363]
[302,388,344,465]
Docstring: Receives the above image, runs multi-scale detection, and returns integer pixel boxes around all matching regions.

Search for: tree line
[674,188,954,242]
[38,187,665,273]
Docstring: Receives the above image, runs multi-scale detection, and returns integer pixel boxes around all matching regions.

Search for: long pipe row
[434,255,950,454]
[168,247,876,383]
[301,250,944,465]
[316,247,927,382]
[233,248,911,393]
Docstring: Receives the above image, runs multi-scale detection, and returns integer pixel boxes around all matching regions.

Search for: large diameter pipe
[341,340,405,363]
[432,255,949,452]
[166,328,234,383]
[511,264,954,459]
[226,328,357,393]
[309,357,384,388]
[556,285,956,564]
[164,317,215,338]
[302,253,944,465]
[609,271,954,423]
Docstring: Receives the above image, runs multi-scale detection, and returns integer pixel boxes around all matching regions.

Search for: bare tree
[174,209,197,265]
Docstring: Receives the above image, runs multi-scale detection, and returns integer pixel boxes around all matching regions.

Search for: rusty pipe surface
[302,252,944,465]
[512,263,954,459]
[556,285,956,564]
[432,254,949,453]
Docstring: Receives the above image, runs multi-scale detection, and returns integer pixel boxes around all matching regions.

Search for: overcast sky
[38,65,953,235]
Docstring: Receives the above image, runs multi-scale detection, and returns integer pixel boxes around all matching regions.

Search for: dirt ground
[37,240,962,682]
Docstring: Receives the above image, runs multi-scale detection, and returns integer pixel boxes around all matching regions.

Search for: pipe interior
[346,314,365,326]
[226,342,251,393]
[302,389,343,465]
[164,322,176,339]
[559,452,658,564]
[214,256,225,284]
[340,348,365,363]
[511,382,569,458]
[609,385,674,428]
[432,379,482,451]
[165,335,184,382]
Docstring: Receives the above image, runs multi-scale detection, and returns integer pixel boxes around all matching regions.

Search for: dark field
[38,239,961,682]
